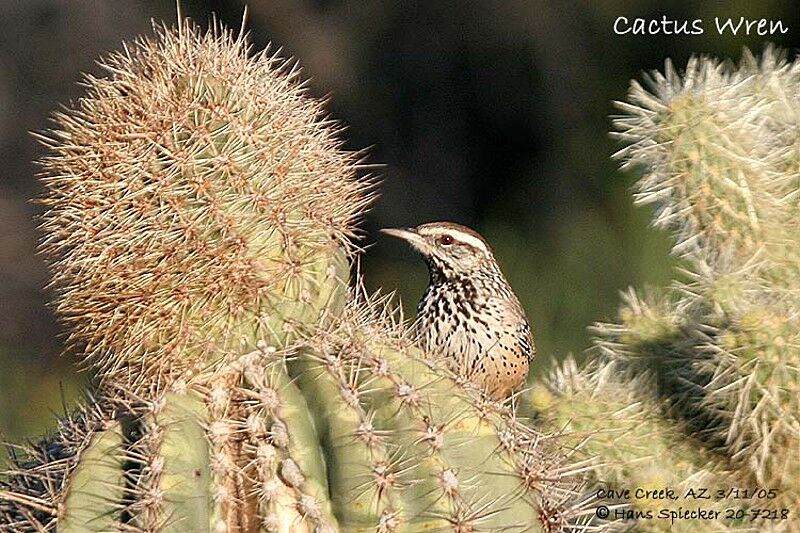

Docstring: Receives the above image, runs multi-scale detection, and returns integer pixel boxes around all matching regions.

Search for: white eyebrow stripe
[421,227,489,253]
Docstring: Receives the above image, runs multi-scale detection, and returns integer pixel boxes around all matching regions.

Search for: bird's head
[381,222,496,279]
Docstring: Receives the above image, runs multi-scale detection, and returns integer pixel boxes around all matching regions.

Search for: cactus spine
[526,48,800,531]
[1,19,588,532]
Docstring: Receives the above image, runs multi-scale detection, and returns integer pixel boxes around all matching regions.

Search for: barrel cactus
[0,19,591,533]
[35,20,362,390]
[526,48,800,531]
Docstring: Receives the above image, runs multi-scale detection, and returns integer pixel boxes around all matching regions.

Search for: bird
[381,222,534,400]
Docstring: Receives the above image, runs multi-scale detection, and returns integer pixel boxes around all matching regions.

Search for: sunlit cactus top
[612,47,800,278]
[37,21,371,390]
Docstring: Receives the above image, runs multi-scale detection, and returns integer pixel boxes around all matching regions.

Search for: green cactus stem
[0,404,123,531]
[286,291,593,532]
[526,357,746,532]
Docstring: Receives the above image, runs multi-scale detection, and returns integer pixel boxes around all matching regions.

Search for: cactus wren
[381,222,534,400]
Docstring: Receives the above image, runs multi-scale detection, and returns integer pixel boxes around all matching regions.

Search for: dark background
[1,0,798,445]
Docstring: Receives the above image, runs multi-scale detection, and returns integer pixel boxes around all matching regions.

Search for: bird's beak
[380,227,429,253]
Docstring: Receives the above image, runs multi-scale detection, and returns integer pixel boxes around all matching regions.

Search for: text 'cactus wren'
[381,222,534,400]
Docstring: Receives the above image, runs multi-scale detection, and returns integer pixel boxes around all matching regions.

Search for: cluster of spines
[0,402,119,532]
[528,357,745,532]
[611,47,800,515]
[611,48,800,268]
[525,47,800,532]
[36,19,368,391]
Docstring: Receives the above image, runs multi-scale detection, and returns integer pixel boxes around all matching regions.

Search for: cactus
[530,356,743,532]
[0,295,592,532]
[35,20,363,391]
[525,48,800,531]
[0,19,592,533]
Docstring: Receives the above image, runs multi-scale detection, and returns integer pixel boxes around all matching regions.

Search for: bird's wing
[466,296,533,399]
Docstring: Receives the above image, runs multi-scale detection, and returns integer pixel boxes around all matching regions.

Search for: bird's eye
[438,235,454,246]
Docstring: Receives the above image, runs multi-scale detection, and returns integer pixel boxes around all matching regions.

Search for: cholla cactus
[0,19,590,533]
[527,48,800,531]
[530,357,739,532]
